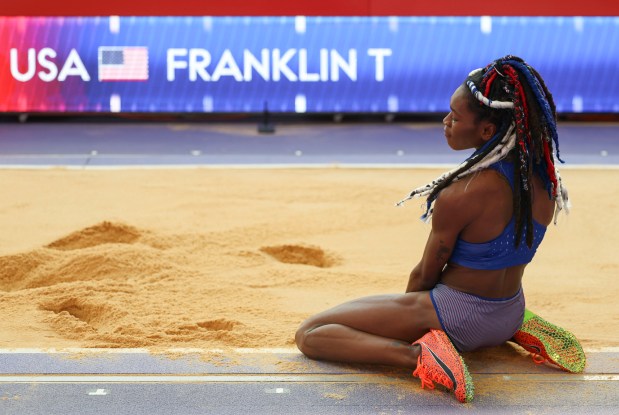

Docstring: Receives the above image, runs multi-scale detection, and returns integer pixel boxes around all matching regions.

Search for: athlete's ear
[480,121,497,142]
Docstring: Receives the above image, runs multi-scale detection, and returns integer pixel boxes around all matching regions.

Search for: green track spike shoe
[512,309,586,373]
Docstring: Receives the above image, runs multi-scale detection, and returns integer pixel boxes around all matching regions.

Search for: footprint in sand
[46,221,141,251]
[165,319,242,339]
[0,222,162,292]
[0,251,54,291]
[39,298,119,332]
[259,244,337,268]
[196,319,240,331]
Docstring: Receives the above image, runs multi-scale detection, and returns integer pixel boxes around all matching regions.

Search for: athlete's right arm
[405,182,479,293]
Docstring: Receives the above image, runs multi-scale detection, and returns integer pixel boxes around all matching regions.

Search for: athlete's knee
[295,320,311,354]
[295,325,306,352]
[295,321,322,358]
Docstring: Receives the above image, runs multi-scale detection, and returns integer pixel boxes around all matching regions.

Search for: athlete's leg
[295,292,441,369]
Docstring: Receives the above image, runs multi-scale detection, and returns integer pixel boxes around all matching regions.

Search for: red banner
[3,0,618,17]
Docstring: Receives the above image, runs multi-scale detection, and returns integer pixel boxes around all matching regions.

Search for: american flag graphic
[98,47,149,81]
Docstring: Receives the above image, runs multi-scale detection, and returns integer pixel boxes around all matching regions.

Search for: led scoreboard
[1,16,617,113]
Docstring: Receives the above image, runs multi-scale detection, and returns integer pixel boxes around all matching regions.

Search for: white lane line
[0,348,150,354]
[0,374,618,384]
[233,348,299,354]
[0,374,405,384]
[0,347,616,354]
[0,163,459,170]
[582,347,619,352]
[497,374,619,382]
[1,163,618,170]
[0,347,300,354]
[584,375,619,381]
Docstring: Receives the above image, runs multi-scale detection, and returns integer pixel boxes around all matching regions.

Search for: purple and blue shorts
[430,283,525,352]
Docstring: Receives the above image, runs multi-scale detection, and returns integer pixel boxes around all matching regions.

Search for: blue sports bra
[448,159,547,270]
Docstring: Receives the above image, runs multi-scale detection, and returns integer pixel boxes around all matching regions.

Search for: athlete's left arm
[405,182,479,293]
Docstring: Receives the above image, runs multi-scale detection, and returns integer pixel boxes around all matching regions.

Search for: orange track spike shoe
[512,309,586,373]
[412,329,474,403]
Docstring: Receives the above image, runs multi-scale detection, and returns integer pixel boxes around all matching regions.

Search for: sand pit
[0,167,617,351]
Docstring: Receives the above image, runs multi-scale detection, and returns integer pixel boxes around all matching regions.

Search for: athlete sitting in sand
[295,55,585,403]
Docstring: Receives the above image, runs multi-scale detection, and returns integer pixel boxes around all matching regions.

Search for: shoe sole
[513,315,586,373]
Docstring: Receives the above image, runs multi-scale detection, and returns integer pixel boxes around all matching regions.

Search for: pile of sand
[0,168,616,350]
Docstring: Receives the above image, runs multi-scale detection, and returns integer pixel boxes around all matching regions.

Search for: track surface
[0,121,617,168]
[0,121,617,414]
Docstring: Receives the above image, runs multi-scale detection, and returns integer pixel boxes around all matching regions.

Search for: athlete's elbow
[406,268,424,292]
[407,268,438,292]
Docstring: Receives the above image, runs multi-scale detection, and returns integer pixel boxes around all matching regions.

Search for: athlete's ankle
[408,343,422,369]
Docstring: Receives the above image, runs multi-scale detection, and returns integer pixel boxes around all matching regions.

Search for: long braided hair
[396,55,570,248]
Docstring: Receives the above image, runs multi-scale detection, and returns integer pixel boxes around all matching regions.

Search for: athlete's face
[443,85,495,151]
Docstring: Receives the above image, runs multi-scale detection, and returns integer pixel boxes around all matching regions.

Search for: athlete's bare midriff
[440,263,526,298]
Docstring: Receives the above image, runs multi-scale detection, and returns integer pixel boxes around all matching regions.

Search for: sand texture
[0,168,617,350]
